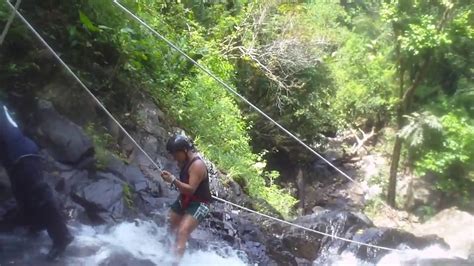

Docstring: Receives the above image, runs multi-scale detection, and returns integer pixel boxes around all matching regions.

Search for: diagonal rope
[112,0,404,222]
[0,0,21,45]
[1,0,163,173]
[3,0,401,252]
[211,196,401,252]
[112,0,360,185]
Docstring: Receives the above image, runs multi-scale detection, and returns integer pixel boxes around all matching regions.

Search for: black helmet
[166,135,194,153]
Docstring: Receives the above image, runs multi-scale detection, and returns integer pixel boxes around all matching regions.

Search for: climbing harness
[3,0,402,253]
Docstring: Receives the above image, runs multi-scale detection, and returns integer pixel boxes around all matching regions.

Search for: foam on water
[377,244,460,265]
[329,244,462,266]
[67,220,248,266]
[1,219,464,265]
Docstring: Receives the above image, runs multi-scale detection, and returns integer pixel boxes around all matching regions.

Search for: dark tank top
[179,156,212,204]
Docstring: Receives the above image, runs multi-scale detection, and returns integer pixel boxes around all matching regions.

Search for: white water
[330,244,463,266]
[65,220,248,266]
[377,245,463,265]
[66,221,461,266]
[1,219,465,265]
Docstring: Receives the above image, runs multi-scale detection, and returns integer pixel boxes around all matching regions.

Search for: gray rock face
[105,156,150,189]
[32,100,94,165]
[203,209,281,265]
[411,207,474,259]
[136,99,168,138]
[403,173,442,212]
[71,178,125,223]
[98,252,156,266]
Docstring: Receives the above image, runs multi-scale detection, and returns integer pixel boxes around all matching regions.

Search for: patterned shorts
[170,198,210,222]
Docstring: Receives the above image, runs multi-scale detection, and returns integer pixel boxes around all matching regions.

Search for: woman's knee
[176,226,191,240]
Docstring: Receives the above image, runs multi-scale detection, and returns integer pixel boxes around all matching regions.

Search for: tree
[224,1,347,157]
[383,0,471,207]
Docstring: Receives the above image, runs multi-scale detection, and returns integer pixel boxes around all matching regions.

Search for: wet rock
[98,252,155,266]
[31,100,94,166]
[403,173,442,212]
[105,157,145,183]
[122,165,146,184]
[133,153,169,198]
[282,229,321,261]
[138,195,174,215]
[105,156,154,194]
[135,99,168,139]
[39,78,98,125]
[344,228,447,262]
[71,178,124,223]
[204,209,295,265]
[55,170,89,195]
[277,211,371,261]
[411,207,474,259]
[241,240,278,265]
[265,238,298,266]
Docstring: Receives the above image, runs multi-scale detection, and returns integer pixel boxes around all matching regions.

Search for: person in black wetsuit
[0,103,73,260]
[161,135,212,264]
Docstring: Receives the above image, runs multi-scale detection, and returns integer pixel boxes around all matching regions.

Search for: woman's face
[172,150,187,163]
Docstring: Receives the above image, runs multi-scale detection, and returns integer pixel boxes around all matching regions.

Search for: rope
[213,196,399,252]
[2,0,164,174]
[112,0,360,185]
[112,0,403,224]
[0,0,21,45]
[4,0,401,253]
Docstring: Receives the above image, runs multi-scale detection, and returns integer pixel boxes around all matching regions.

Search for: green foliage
[329,32,397,128]
[399,111,443,147]
[163,52,297,217]
[81,0,297,216]
[1,0,472,216]
[79,10,100,32]
[123,184,135,209]
[363,197,385,221]
[417,205,437,222]
[233,1,348,158]
[399,14,451,56]
[84,123,123,169]
[414,108,474,203]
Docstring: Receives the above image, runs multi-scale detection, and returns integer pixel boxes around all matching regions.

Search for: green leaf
[79,11,99,32]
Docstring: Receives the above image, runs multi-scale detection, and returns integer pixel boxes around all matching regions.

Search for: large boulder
[135,99,168,141]
[31,100,94,166]
[403,173,442,212]
[411,207,474,259]
[97,252,155,266]
[71,177,125,224]
[282,211,372,261]
[202,208,285,265]
[105,156,152,193]
[343,228,446,262]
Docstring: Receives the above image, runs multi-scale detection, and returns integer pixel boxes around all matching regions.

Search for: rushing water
[68,220,248,266]
[0,219,465,266]
[327,245,463,266]
[0,220,248,266]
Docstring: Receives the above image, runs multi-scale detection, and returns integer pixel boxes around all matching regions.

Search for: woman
[160,135,212,263]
